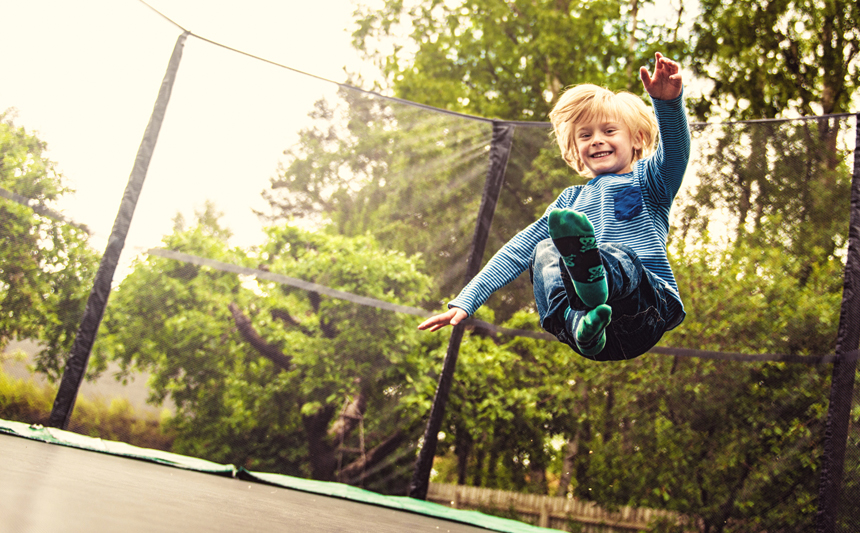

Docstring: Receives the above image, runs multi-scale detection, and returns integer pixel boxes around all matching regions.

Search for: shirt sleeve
[447,187,578,316]
[640,93,691,206]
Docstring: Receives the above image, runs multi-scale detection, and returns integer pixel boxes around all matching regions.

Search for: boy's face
[573,116,642,176]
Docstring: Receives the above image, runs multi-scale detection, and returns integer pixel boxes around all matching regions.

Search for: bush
[0,366,174,451]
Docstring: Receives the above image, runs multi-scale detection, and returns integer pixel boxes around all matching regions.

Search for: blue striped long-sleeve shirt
[449,93,690,326]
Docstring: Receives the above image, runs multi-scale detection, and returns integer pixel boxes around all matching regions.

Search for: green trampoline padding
[0,418,234,475]
[0,419,555,533]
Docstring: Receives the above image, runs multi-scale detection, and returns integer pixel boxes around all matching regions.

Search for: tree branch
[329,390,368,443]
[228,302,293,371]
[271,308,315,336]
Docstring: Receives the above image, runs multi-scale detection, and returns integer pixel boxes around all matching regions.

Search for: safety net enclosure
[1,5,859,533]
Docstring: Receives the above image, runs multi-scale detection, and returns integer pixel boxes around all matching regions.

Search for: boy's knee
[530,239,557,283]
[599,243,640,264]
[533,239,559,266]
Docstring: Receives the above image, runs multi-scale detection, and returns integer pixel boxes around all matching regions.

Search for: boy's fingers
[418,316,439,330]
[639,65,651,86]
[419,309,463,330]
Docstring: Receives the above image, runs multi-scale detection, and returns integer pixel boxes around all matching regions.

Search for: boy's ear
[632,130,645,150]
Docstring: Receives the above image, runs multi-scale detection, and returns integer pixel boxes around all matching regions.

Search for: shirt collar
[586,171,632,185]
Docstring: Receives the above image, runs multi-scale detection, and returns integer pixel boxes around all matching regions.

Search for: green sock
[548,209,608,308]
[575,304,612,357]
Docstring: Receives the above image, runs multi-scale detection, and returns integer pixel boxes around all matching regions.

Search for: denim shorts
[529,239,684,361]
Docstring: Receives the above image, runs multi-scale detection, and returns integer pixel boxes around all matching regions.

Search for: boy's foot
[548,209,608,307]
[575,304,612,357]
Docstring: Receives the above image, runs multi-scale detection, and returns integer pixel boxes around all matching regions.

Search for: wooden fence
[427,483,689,532]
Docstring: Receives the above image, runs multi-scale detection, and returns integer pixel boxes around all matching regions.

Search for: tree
[259,86,500,315]
[93,207,435,492]
[690,0,859,121]
[685,1,857,279]
[0,111,98,378]
[675,118,853,285]
[352,0,686,120]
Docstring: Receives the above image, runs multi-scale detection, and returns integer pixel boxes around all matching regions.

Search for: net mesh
[1,15,859,532]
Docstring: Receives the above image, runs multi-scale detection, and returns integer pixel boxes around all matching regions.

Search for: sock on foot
[548,209,608,307]
[575,304,612,357]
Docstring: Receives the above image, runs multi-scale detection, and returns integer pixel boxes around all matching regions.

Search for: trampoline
[0,419,552,533]
[2,2,859,530]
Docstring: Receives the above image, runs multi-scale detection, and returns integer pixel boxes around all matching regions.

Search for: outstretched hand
[418,307,468,332]
[640,52,683,101]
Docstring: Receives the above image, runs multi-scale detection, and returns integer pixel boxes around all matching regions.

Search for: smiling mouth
[591,151,613,159]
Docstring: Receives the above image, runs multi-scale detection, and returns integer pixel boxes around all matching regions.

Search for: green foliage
[93,210,435,489]
[0,112,99,378]
[572,356,826,530]
[665,237,843,356]
[353,0,686,120]
[260,86,494,309]
[430,325,828,529]
[690,0,860,119]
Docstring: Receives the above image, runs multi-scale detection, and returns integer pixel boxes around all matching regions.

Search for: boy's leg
[548,209,608,308]
[548,209,612,355]
[569,304,612,356]
[533,237,676,361]
[530,239,572,335]
[573,243,675,361]
[531,239,611,357]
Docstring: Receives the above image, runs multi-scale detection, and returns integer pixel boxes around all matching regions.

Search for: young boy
[419,53,689,361]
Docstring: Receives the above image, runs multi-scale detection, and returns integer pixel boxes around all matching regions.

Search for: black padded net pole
[409,121,515,500]
[816,115,860,532]
[47,31,189,430]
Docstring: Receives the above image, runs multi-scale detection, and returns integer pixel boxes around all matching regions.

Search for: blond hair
[549,84,658,176]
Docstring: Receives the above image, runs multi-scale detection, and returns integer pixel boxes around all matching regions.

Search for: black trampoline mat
[0,434,495,533]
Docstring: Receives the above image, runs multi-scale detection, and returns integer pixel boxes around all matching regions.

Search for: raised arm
[638,52,690,204]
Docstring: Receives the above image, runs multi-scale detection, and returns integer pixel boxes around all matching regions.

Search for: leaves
[93,212,435,490]
[354,0,685,120]
[0,112,99,378]
[690,0,860,119]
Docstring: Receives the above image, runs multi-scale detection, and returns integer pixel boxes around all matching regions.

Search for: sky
[1,0,383,263]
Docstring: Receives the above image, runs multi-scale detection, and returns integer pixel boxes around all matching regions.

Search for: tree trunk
[556,434,580,497]
[625,0,640,80]
[487,445,499,487]
[529,460,548,494]
[329,390,367,445]
[558,380,587,497]
[228,302,292,371]
[455,427,473,485]
[602,384,615,444]
[472,440,486,487]
[303,404,338,481]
